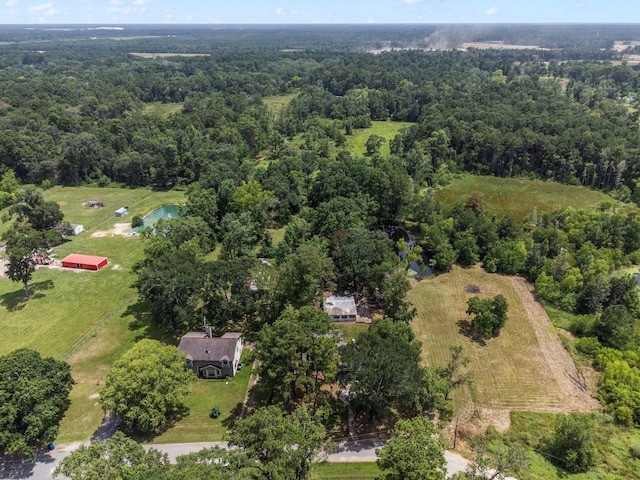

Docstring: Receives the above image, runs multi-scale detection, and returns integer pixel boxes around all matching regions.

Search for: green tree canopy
[255,306,338,408]
[53,432,169,479]
[0,349,74,459]
[99,339,193,436]
[375,417,447,480]
[466,294,509,339]
[1,225,49,298]
[229,405,328,480]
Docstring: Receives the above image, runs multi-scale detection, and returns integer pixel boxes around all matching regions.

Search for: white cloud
[133,0,150,5]
[486,6,499,15]
[28,2,60,15]
[403,0,424,4]
[575,1,585,8]
[6,0,18,6]
[276,7,284,15]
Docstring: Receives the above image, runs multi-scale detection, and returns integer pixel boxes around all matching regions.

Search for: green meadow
[0,187,256,445]
[344,121,413,157]
[434,175,622,221]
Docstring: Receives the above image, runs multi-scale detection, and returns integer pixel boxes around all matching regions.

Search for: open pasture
[408,266,599,424]
[0,187,187,443]
[434,175,620,221]
[344,120,413,157]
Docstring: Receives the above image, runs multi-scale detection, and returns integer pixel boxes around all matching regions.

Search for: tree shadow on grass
[122,298,174,343]
[0,280,54,312]
[456,319,486,346]
[221,401,244,431]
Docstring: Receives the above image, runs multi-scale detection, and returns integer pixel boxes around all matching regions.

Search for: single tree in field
[99,339,193,436]
[466,294,508,339]
[0,349,74,459]
[53,432,169,479]
[376,416,447,480]
[6,187,63,231]
[2,225,48,298]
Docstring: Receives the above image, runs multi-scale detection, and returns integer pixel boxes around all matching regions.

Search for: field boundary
[64,293,137,361]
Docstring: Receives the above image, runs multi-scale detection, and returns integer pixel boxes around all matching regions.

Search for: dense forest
[3,24,640,479]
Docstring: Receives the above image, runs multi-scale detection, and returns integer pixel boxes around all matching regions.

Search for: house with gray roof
[178,331,243,379]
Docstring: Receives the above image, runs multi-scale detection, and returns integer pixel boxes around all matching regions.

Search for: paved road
[0,441,513,480]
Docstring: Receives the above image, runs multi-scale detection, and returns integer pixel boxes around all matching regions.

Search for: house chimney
[203,317,212,338]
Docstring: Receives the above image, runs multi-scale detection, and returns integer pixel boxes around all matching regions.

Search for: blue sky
[1,0,638,24]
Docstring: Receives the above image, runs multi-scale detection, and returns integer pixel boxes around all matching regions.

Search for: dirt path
[510,277,600,412]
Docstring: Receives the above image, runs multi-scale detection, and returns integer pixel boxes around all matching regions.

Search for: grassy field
[142,102,183,117]
[263,93,297,116]
[434,175,621,221]
[43,185,185,230]
[344,121,413,157]
[408,265,593,419]
[313,462,379,479]
[0,186,190,444]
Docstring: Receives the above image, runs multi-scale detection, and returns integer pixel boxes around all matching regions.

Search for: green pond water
[128,204,182,234]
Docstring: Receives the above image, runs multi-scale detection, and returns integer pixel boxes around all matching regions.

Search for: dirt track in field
[510,277,601,413]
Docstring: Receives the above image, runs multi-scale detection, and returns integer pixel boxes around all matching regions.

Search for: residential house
[323,295,357,322]
[178,331,243,379]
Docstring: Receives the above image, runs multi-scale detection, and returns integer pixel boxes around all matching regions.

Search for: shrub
[630,442,640,459]
[209,405,221,419]
[574,337,602,360]
[131,214,144,228]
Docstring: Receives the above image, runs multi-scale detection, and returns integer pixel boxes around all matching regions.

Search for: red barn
[61,254,108,271]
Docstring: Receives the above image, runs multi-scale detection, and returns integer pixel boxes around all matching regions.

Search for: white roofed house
[323,295,357,322]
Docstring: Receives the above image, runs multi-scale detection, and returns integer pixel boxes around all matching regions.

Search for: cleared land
[408,265,599,438]
[434,175,620,221]
[263,93,297,116]
[0,187,193,444]
[344,121,413,157]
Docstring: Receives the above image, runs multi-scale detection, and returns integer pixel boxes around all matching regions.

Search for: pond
[127,204,182,234]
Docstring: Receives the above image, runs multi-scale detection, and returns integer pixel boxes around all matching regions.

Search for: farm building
[69,224,84,236]
[61,254,108,271]
[178,331,243,379]
[115,207,128,217]
[323,295,357,322]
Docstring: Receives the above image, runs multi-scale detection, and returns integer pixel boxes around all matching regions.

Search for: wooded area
[3,23,640,479]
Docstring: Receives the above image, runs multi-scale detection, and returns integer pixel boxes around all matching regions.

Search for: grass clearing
[343,121,413,157]
[150,352,253,443]
[263,93,297,115]
[313,462,379,479]
[408,265,599,433]
[434,175,621,221]
[0,186,186,444]
[142,102,183,117]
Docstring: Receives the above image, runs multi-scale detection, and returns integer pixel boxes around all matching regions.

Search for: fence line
[64,294,137,361]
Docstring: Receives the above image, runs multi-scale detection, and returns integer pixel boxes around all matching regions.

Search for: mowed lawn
[408,265,569,412]
[313,462,379,479]
[434,175,621,221]
[150,352,253,444]
[344,121,413,157]
[0,187,189,443]
[43,186,185,230]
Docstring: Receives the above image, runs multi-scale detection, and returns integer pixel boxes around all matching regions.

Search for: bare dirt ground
[510,277,600,412]
[460,41,549,51]
[91,222,133,237]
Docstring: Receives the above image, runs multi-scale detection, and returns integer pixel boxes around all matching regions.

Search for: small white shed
[115,207,128,217]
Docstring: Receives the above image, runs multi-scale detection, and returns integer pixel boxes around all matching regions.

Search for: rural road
[0,440,517,480]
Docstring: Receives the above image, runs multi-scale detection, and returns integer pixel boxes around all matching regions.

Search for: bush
[131,214,144,228]
[209,405,221,419]
[630,442,640,459]
[574,337,602,360]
